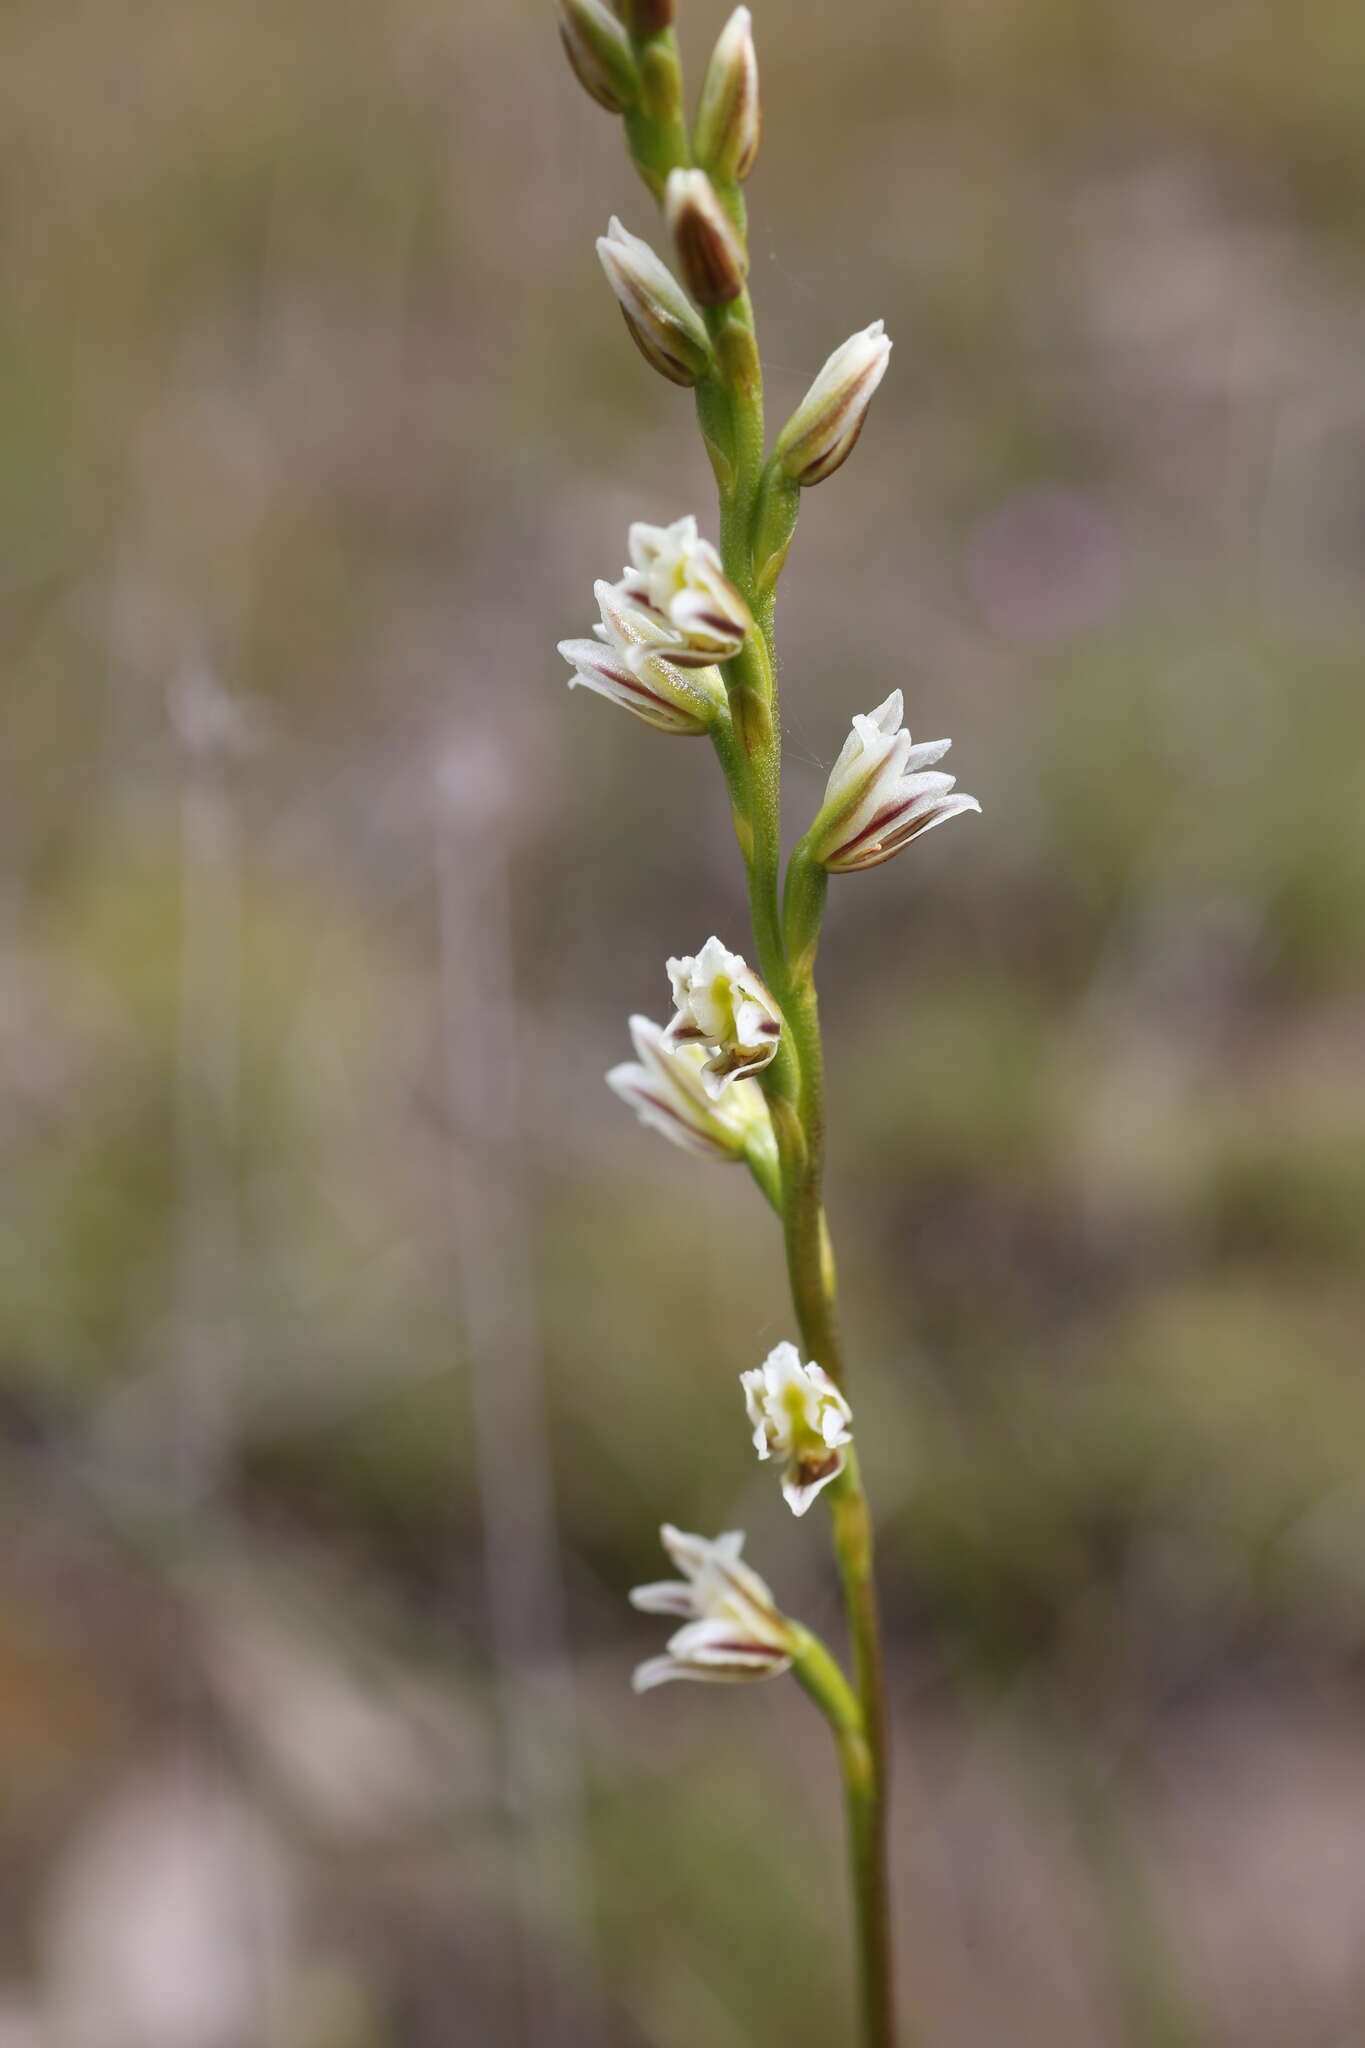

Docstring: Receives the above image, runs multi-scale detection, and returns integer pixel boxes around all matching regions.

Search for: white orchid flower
[663,935,783,1095]
[607,1014,773,1163]
[808,689,980,872]
[740,1341,853,1515]
[613,515,752,666]
[558,579,726,734]
[630,1524,794,1692]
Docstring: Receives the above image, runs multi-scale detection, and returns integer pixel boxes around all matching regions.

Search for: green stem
[778,891,896,2048]
[619,71,896,2046]
[751,679,898,2048]
[743,1137,784,1213]
[699,175,896,2048]
[621,27,690,195]
[790,1622,864,1740]
[791,1615,887,2031]
[793,1595,893,2048]
[776,971,843,1378]
[829,1455,897,2048]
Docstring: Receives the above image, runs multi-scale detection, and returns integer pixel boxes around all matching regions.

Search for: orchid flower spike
[630,1525,795,1692]
[741,1342,853,1515]
[607,1014,774,1164]
[808,689,980,873]
[664,936,783,1095]
[612,515,752,667]
[558,579,726,734]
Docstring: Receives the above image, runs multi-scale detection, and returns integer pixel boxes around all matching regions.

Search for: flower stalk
[557,12,981,2043]
[689,250,903,2039]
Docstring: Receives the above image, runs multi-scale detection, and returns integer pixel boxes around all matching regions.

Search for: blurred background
[3,0,1365,2041]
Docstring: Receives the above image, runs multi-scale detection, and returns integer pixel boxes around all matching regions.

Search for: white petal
[629,1580,697,1616]
[666,1618,787,1669]
[902,736,952,774]
[632,1655,688,1693]
[659,1523,742,1578]
[780,1473,820,1515]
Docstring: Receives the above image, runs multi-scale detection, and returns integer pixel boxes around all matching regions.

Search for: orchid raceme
[775,321,893,488]
[607,1013,774,1165]
[664,936,783,1093]
[741,1342,854,1515]
[630,1525,794,1691]
[552,11,987,2041]
[808,688,981,873]
[558,579,726,734]
[613,516,752,666]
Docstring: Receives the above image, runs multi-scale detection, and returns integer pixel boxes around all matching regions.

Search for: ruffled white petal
[663,938,782,1095]
[628,1579,698,1615]
[739,1345,853,1517]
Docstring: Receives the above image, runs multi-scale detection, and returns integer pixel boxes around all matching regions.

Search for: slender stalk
[790,1619,893,2043]
[828,1456,896,2048]
[712,364,898,2048]
[780,951,897,2046]
[604,47,899,2048]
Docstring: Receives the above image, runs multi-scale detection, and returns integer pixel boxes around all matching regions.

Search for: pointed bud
[558,0,638,113]
[740,1343,853,1516]
[664,168,748,308]
[630,1526,795,1693]
[774,321,893,487]
[808,690,980,873]
[596,218,712,388]
[616,0,675,32]
[693,7,761,185]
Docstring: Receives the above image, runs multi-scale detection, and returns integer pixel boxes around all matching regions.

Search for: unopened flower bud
[808,690,980,873]
[558,0,638,113]
[630,1525,794,1693]
[664,168,748,308]
[664,936,783,1094]
[607,1014,774,1164]
[596,218,711,388]
[616,0,675,31]
[693,7,761,184]
[775,320,893,487]
[559,580,725,734]
[614,515,751,664]
[741,1343,853,1516]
